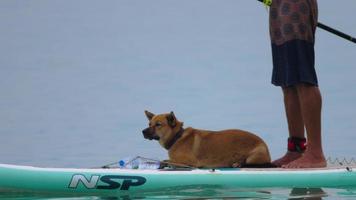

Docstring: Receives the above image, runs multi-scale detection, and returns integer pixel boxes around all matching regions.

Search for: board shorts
[269,0,318,87]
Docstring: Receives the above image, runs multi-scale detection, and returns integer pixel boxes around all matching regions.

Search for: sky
[0,0,355,167]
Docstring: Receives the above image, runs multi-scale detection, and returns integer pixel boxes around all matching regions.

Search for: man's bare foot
[282,150,326,168]
[272,151,303,167]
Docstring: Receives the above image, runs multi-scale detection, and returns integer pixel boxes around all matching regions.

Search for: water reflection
[2,187,356,199]
[85,187,327,200]
[288,188,327,200]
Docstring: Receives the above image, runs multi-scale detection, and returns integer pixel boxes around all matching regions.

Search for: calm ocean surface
[1,0,355,199]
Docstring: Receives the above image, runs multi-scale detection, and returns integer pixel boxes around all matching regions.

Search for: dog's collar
[165,127,185,150]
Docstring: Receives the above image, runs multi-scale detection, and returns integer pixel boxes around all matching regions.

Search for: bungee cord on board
[99,156,194,169]
[327,157,356,166]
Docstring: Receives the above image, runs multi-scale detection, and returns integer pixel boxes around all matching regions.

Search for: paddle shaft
[257,0,356,44]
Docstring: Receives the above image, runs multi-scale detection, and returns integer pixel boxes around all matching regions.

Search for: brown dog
[142,111,272,168]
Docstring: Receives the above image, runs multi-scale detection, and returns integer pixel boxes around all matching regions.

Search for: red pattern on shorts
[269,0,318,45]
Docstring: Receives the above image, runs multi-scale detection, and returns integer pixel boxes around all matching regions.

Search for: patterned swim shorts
[269,0,319,87]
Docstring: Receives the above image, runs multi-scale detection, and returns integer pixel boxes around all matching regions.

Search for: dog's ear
[167,111,177,127]
[145,110,155,120]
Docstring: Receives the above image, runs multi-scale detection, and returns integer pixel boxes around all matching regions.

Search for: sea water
[1,0,356,199]
[1,188,356,199]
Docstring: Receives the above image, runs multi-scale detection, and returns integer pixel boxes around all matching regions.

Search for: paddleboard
[0,164,355,195]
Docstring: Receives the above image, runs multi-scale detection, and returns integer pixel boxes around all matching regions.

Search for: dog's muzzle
[142,128,160,140]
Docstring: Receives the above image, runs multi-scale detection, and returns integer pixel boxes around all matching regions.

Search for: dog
[142,111,272,168]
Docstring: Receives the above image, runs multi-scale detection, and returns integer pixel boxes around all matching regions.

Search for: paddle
[257,0,356,44]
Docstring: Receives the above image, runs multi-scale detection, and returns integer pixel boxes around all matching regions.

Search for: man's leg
[273,86,305,167]
[284,84,326,168]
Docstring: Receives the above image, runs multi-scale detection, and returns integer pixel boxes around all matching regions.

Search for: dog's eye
[155,122,162,127]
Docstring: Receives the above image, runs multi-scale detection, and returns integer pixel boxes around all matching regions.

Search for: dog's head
[142,110,183,148]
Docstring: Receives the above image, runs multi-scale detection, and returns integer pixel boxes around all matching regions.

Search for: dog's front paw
[232,163,242,168]
[159,160,170,169]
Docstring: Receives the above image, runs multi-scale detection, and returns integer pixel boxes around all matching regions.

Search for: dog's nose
[142,128,153,140]
[142,128,149,134]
